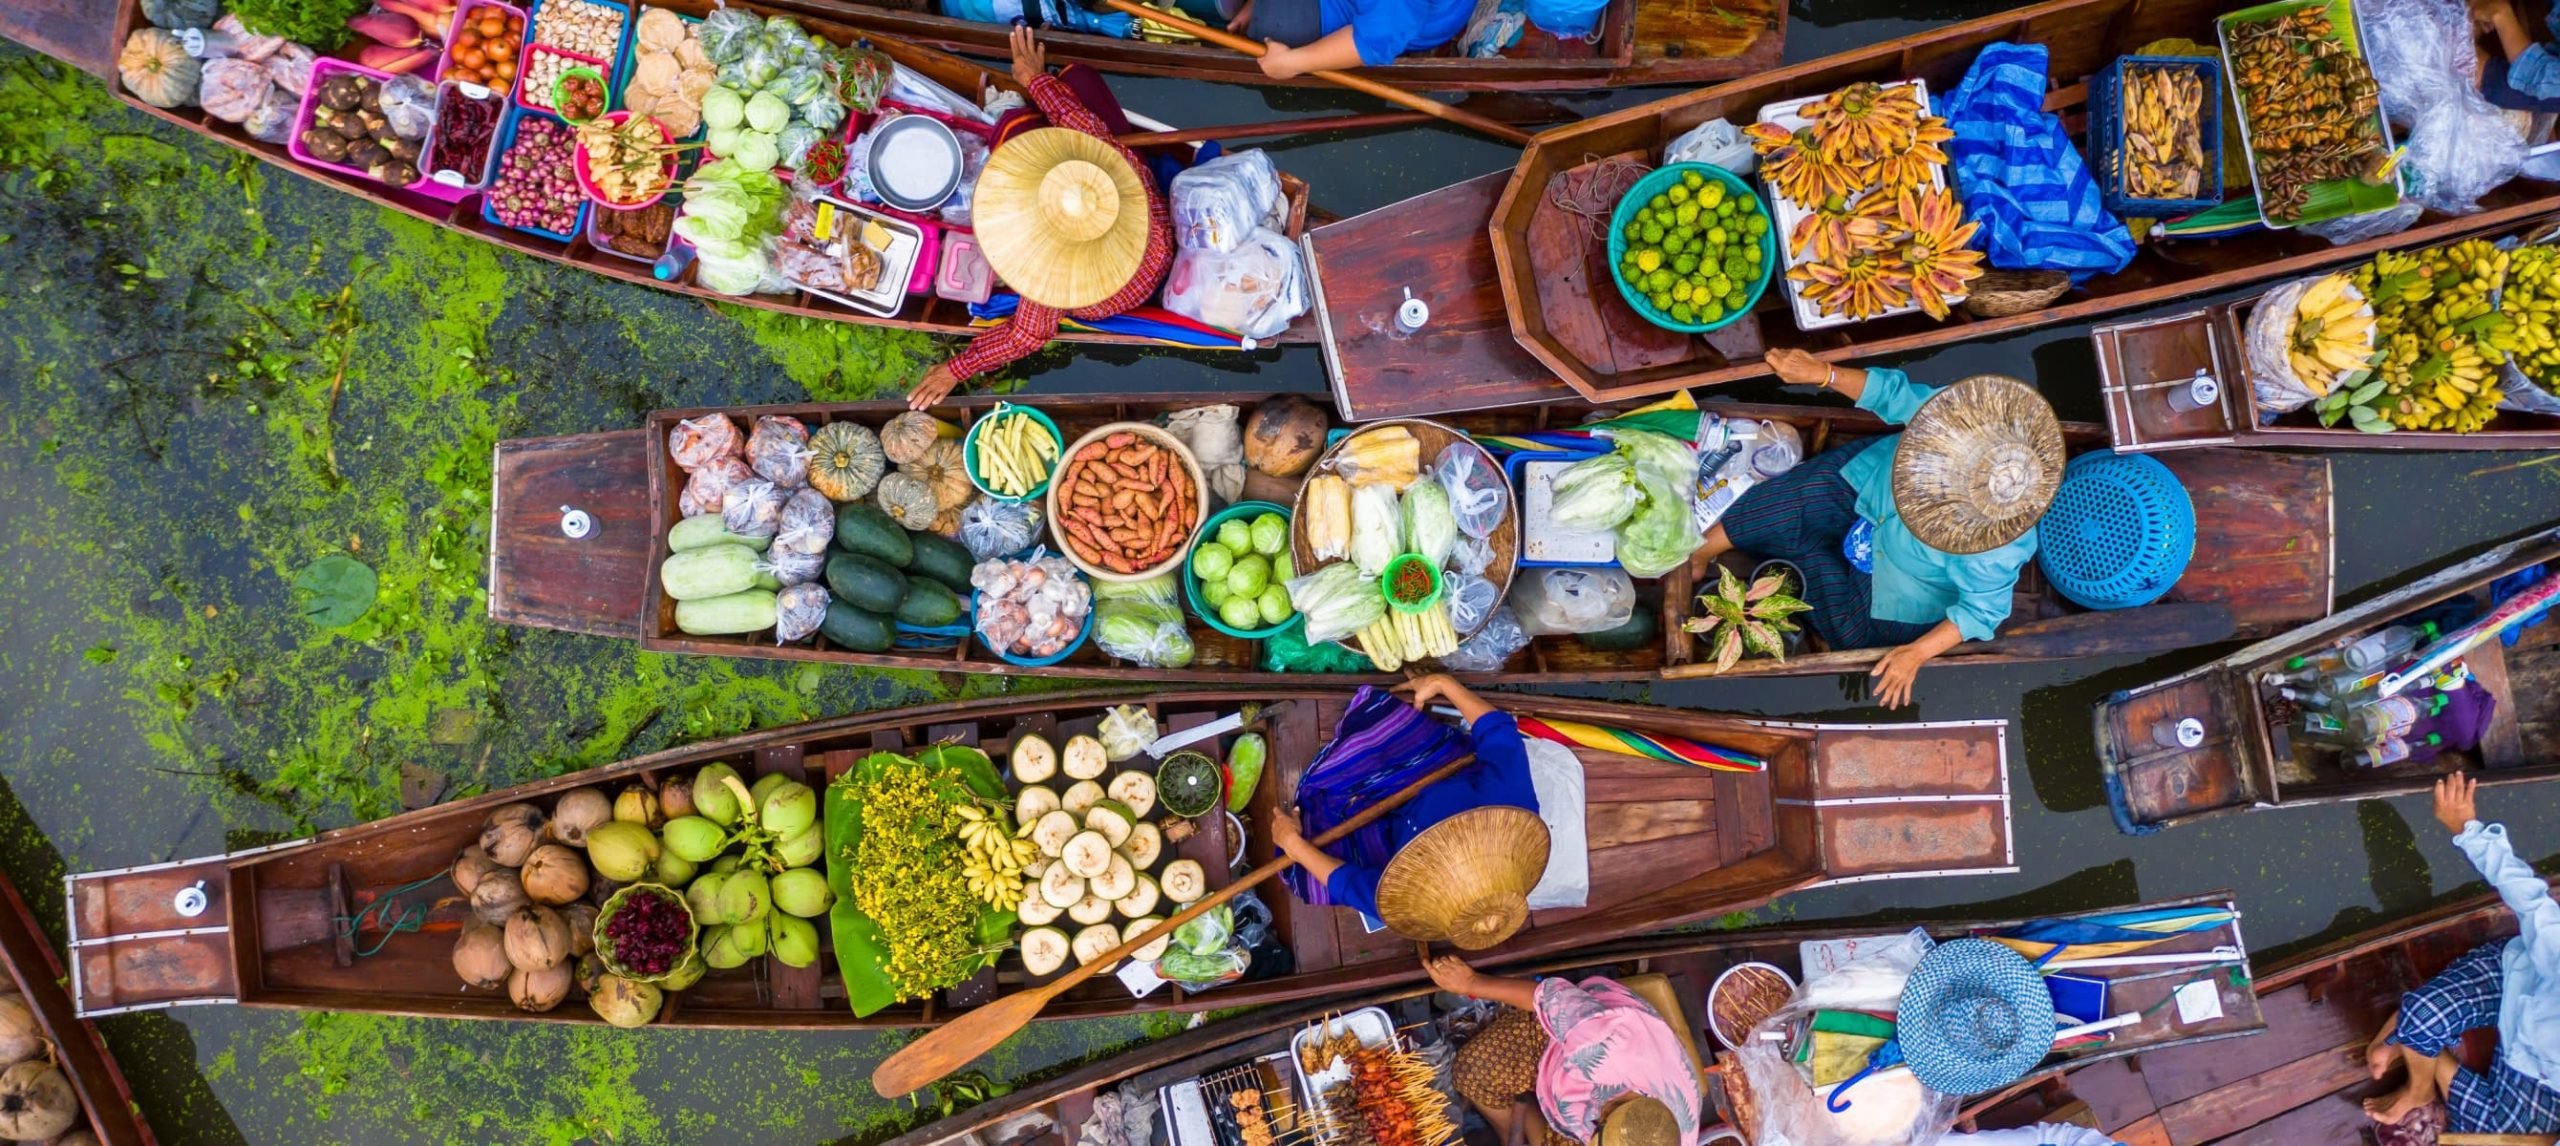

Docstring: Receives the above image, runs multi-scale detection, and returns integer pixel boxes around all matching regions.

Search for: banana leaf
[825,752,903,1017]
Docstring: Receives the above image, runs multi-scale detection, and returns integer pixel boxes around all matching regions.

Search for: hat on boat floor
[1599,1096,1681,1146]
[972,127,1152,311]
[1891,375,2065,555]
[1374,806,1549,951]
[1895,937,2056,1096]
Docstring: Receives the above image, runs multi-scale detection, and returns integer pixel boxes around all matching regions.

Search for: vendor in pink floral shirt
[1428,954,1702,1146]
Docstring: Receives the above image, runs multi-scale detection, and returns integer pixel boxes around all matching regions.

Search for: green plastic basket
[1606,163,1778,334]
[1381,553,1443,614]
[1183,500,1301,639]
[963,403,1063,503]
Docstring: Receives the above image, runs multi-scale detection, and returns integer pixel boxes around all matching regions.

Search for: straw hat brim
[1375,806,1549,951]
[973,128,1152,311]
[1599,1097,1681,1146]
[1891,375,2066,555]
[1896,938,2056,1096]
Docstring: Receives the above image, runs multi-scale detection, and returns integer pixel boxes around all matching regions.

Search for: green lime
[1646,269,1673,291]
[1725,291,1746,309]
[1649,290,1673,310]
[1671,303,1695,323]
[1700,181,1725,209]
[1649,193,1670,211]
[1740,196,1761,215]
[1667,183,1691,204]
[1663,233,1687,255]
[1702,301,1725,323]
[1675,203,1700,227]
[1682,170,1705,190]
[1672,280,1693,302]
[1623,221,1641,241]
[1635,249,1662,273]
[1642,223,1665,244]
[1746,214,1768,236]
[1708,226,1728,246]
[1674,253,1699,275]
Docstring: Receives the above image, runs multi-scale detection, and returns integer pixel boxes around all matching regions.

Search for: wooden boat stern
[66,853,259,1017]
[487,430,653,639]
[1797,719,2017,883]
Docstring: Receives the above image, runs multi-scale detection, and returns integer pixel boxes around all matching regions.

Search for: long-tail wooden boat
[1962,879,2556,1144]
[62,687,2015,1026]
[101,0,1319,348]
[862,892,2255,1146]
[488,392,2331,684]
[0,868,157,1146]
[1302,0,2560,422]
[756,0,1782,94]
[2098,524,2560,834]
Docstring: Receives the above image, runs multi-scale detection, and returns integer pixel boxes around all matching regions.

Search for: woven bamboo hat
[1599,1097,1682,1146]
[1375,807,1549,950]
[1891,375,2066,555]
[973,127,1152,311]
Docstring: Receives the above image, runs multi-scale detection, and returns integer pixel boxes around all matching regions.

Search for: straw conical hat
[1599,1097,1681,1146]
[972,128,1152,311]
[1891,375,2066,555]
[1374,806,1549,951]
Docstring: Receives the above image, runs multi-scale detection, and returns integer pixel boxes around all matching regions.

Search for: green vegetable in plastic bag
[1173,905,1234,956]
[1157,946,1250,987]
[1283,561,1386,645]
[1402,480,1457,568]
[1548,450,1639,532]
[1261,627,1374,673]
[1349,483,1402,578]
[1607,429,1704,578]
[1093,575,1195,669]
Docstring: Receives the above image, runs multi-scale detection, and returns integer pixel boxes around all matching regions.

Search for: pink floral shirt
[1533,976,1703,1146]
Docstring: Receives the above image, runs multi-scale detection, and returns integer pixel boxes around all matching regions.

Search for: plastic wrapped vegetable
[836,46,892,112]
[380,75,436,140]
[241,82,296,144]
[1098,703,1158,761]
[1349,483,1402,578]
[773,582,830,644]
[1402,480,1457,568]
[679,456,754,517]
[972,552,1093,660]
[1435,443,1506,540]
[1172,905,1234,956]
[1441,606,1531,673]
[669,413,744,469]
[772,63,826,105]
[1608,429,1703,578]
[1285,561,1387,645]
[197,57,271,123]
[698,7,760,63]
[757,546,825,588]
[264,42,315,95]
[1511,568,1636,636]
[1161,228,1308,341]
[1547,450,1639,532]
[1091,575,1195,668]
[776,123,823,170]
[1167,149,1281,254]
[722,479,786,539]
[1261,627,1374,673]
[957,496,1042,561]
[772,487,835,555]
[747,415,812,486]
[1443,573,1500,633]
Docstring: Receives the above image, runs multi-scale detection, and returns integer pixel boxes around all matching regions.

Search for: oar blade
[871,988,1054,1098]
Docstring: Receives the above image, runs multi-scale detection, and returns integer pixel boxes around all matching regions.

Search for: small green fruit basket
[963,402,1064,503]
[1183,500,1302,639]
[593,883,699,985]
[1607,162,1778,334]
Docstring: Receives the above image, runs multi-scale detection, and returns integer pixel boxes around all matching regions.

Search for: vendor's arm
[1869,620,1963,710]
[1396,672,1498,725]
[1763,348,1933,422]
[924,302,1063,402]
[1397,673,1531,781]
[2438,772,2560,975]
[1427,953,1539,1010]
[1276,807,1391,917]
[1260,27,1365,78]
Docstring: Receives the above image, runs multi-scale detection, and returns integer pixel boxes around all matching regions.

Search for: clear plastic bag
[1091,576,1196,668]
[1161,228,1307,341]
[1510,568,1636,636]
[959,496,1042,561]
[197,58,271,124]
[1450,534,1495,577]
[1350,484,1403,578]
[680,456,754,517]
[1286,561,1387,645]
[1099,703,1159,760]
[1664,118,1756,175]
[755,547,825,589]
[2362,0,2524,217]
[1444,574,1499,633]
[242,82,296,143]
[380,75,436,140]
[698,7,761,63]
[1169,150,1281,254]
[263,42,315,96]
[723,479,786,539]
[1164,405,1245,506]
[772,487,835,555]
[1442,606,1530,672]
[747,414,812,487]
[670,414,744,469]
[973,551,1092,660]
[2244,278,2323,414]
[1434,443,1506,540]
[773,583,830,645]
[939,133,990,227]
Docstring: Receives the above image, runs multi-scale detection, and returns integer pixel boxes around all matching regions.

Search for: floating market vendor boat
[486,392,2333,683]
[1305,0,2560,422]
[101,0,1318,349]
[1961,879,2557,1143]
[62,687,2016,1026]
[865,892,2255,1146]
[2098,523,2560,834]
[0,868,158,1145]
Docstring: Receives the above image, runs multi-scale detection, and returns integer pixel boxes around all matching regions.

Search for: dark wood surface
[0,869,157,1145]
[487,431,652,640]
[0,0,115,75]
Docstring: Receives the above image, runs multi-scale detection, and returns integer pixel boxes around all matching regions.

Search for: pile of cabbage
[672,160,788,295]
[1543,429,1703,578]
[698,9,848,173]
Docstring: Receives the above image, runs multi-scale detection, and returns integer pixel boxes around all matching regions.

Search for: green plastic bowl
[1381,553,1443,614]
[1606,162,1777,334]
[1182,500,1301,640]
[963,403,1063,503]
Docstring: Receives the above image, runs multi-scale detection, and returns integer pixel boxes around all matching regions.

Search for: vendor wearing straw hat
[907,25,1173,411]
[1219,0,1470,78]
[1689,348,2065,708]
[1426,952,1704,1146]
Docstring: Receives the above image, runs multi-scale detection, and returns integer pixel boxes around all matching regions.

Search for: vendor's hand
[1765,348,1835,388]
[1225,0,1254,32]
[1258,42,1306,79]
[1867,641,1934,710]
[1270,807,1307,850]
[2434,770,2479,835]
[909,363,960,411]
[1424,953,1480,996]
[1393,672,1459,711]
[1008,23,1047,88]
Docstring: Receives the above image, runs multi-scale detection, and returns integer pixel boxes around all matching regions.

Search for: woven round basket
[1374,806,1549,950]
[1960,270,2072,318]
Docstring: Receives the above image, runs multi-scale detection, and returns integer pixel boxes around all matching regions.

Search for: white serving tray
[1754,80,1959,332]
[1518,457,1619,565]
[785,196,925,318]
[1290,1006,1398,1114]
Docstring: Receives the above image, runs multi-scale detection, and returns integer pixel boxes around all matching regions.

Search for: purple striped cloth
[1281,686,1469,906]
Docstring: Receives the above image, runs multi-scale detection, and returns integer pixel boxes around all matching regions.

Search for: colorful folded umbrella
[1470,392,1701,454]
[1513,714,1767,773]
[1988,906,2236,965]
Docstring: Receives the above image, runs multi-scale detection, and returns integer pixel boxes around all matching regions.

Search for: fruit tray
[287,57,434,193]
[2216,0,2401,230]
[1754,79,1955,332]
[2088,54,2224,219]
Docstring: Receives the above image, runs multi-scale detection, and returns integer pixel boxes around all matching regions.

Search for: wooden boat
[62,687,2016,1027]
[1302,0,2560,422]
[2098,523,2560,834]
[863,893,2256,1146]
[488,392,2332,684]
[100,0,1319,348]
[0,868,156,1145]
[1963,880,2555,1144]
[755,0,1783,94]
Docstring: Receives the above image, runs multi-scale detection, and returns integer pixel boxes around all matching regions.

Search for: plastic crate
[2087,54,2224,219]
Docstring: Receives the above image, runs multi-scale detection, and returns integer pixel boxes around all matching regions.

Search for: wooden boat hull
[0,868,155,1145]
[487,393,2332,683]
[99,0,1319,350]
[2097,524,2560,833]
[1964,880,2555,1143]
[753,0,1784,93]
[63,687,2014,1027]
[1305,0,2560,421]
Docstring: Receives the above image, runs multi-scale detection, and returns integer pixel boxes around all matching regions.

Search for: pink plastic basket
[287,58,432,192]
[572,110,675,209]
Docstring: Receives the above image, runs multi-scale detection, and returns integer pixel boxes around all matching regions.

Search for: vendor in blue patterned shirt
[1220,0,1471,79]
[1688,348,2064,708]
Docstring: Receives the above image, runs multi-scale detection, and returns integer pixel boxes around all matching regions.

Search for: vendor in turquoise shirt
[1690,348,2064,708]
[1221,0,1471,77]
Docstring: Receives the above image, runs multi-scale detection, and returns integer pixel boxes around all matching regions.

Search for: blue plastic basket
[480,106,591,243]
[2086,54,2224,219]
[1605,163,1777,334]
[2037,451,2197,610]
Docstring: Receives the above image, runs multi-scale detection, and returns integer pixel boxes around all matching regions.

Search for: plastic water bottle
[2340,622,2438,672]
[2353,734,2443,769]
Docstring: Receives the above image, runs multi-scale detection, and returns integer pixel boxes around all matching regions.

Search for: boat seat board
[2149,450,2333,630]
[755,743,826,1011]
[1631,0,1781,69]
[488,431,652,640]
[1526,155,1703,379]
[2104,674,2252,827]
[2092,308,2247,453]
[0,0,115,77]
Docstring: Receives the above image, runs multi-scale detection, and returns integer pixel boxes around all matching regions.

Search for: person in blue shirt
[2361,771,2560,1135]
[1688,348,2064,708]
[1269,673,1536,924]
[1221,0,1472,78]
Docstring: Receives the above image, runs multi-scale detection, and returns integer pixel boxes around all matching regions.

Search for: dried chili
[1389,560,1433,604]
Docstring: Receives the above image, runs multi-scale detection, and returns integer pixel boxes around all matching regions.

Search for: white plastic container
[1754,79,1957,332]
[1290,1006,1397,1113]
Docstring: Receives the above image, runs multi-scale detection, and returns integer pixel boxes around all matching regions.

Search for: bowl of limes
[1608,162,1777,334]
[1184,500,1301,639]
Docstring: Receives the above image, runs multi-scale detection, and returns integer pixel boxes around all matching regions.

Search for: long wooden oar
[871,751,1484,1097]
[1117,109,1435,148]
[1091,0,1534,147]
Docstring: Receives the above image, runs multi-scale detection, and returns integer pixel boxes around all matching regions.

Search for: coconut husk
[1890,375,2064,555]
[1373,806,1549,951]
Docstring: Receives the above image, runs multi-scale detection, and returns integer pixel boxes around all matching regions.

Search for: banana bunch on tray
[953,804,1038,910]
[2287,272,2376,397]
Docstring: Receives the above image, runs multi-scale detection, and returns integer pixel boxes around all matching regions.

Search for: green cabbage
[1402,480,1456,568]
[1607,429,1703,578]
[745,90,790,133]
[728,130,782,173]
[1548,451,1639,532]
[703,84,745,131]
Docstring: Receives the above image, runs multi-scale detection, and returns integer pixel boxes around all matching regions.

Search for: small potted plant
[1680,565,1812,674]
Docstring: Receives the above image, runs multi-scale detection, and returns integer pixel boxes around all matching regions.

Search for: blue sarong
[1941,42,2137,282]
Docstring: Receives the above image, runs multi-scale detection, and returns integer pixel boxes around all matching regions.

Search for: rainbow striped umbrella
[1987,905,2237,965]
[1512,714,1766,773]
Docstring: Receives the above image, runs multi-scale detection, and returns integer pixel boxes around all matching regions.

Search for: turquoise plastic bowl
[1605,163,1777,334]
[963,403,1063,503]
[1183,500,1302,640]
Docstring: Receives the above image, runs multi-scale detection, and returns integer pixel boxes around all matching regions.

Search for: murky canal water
[0,17,2557,1142]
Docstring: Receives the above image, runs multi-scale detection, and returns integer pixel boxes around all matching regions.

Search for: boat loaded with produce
[1306,0,2560,421]
[487,391,2332,685]
[104,0,1321,349]
[0,867,159,1145]
[62,687,2015,1028]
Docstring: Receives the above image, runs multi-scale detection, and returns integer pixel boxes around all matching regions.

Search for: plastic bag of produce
[939,133,990,227]
[772,487,835,554]
[1511,568,1636,636]
[1091,576,1197,668]
[698,6,761,63]
[958,496,1042,561]
[1261,626,1374,672]
[1285,561,1387,644]
[197,58,271,124]
[1663,117,1754,175]
[2243,278,2323,415]
[381,75,436,140]
[670,414,745,469]
[1161,228,1308,341]
[1449,534,1494,577]
[1434,443,1506,540]
[1164,404,1244,506]
[680,456,755,517]
[242,82,296,144]
[1349,483,1403,578]
[723,479,787,539]
[263,43,315,96]
[777,122,824,170]
[1441,606,1530,672]
[1608,429,1702,578]
[747,414,813,487]
[1444,573,1499,634]
[756,546,825,587]
[1169,150,1281,253]
[1401,480,1458,568]
[1547,450,1639,532]
[2363,0,2524,217]
[1098,703,1158,760]
[837,46,893,112]
[773,581,830,643]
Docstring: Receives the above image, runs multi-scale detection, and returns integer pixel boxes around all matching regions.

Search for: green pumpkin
[118,28,200,109]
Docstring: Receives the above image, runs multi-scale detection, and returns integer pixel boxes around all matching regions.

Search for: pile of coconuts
[0,987,92,1143]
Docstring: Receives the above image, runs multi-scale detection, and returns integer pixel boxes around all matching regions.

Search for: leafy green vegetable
[292,554,377,627]
[228,0,369,49]
[824,765,900,1017]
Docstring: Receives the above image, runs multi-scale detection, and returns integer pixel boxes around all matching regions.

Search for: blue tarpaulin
[1942,42,2138,282]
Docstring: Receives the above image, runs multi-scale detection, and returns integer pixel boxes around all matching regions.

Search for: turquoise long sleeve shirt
[1837,368,2038,643]
[2453,820,2560,1086]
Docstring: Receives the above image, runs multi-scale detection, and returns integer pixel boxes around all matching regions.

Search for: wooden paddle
[870,751,1485,1098]
[1117,109,1436,148]
[1090,0,1535,147]
[1660,602,2238,680]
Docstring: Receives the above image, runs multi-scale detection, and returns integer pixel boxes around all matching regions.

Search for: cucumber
[833,502,913,567]
[670,514,773,553]
[824,552,908,614]
[894,578,965,628]
[662,544,762,601]
[818,600,893,652]
[675,589,778,635]
[1580,608,1661,652]
[904,532,975,593]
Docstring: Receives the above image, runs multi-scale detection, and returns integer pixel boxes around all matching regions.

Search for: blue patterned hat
[1896,938,2055,1096]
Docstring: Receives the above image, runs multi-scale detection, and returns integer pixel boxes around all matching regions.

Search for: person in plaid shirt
[907,24,1173,411]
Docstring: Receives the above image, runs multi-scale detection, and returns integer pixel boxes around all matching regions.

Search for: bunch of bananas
[953,804,1039,910]
[2286,273,2375,397]
[1745,82,1952,214]
[2501,244,2560,386]
[2331,238,2517,433]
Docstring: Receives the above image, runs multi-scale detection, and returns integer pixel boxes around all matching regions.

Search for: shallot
[488,116,581,235]
[971,554,1091,660]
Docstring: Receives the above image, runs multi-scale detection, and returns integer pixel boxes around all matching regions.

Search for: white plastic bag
[2361,0,2525,217]
[1521,739,1587,910]
[1441,606,1529,672]
[1349,484,1403,578]
[1664,118,1756,175]
[1434,443,1507,540]
[2244,278,2322,414]
[1443,574,1500,634]
[1164,405,1245,505]
[1510,568,1636,636]
[1169,150,1281,253]
[1162,227,1308,341]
